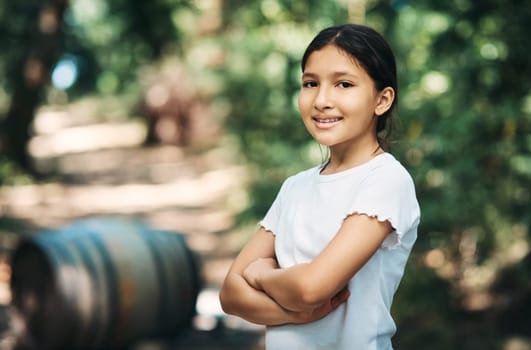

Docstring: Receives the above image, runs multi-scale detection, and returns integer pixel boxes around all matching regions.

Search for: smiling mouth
[312,117,343,123]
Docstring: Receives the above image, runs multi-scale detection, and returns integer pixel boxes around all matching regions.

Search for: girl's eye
[337,81,354,88]
[302,81,318,88]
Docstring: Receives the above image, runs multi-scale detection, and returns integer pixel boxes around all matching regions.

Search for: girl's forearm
[257,263,328,311]
[220,272,302,325]
[219,228,326,325]
[221,271,347,326]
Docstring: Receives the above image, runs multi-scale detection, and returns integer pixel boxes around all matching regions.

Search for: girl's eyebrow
[301,72,317,79]
[302,71,359,79]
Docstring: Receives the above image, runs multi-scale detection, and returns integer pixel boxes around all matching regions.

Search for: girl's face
[298,45,391,154]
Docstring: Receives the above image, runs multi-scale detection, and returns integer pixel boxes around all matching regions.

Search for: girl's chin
[314,139,338,147]
[306,130,342,147]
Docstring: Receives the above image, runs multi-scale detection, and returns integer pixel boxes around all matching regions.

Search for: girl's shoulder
[371,153,415,184]
[284,164,322,183]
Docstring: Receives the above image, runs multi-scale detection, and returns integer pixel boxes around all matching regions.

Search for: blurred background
[0,0,530,349]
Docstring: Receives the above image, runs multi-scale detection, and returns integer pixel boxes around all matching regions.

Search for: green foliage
[387,2,530,346]
[0,157,32,186]
[390,1,531,246]
[392,261,458,349]
[0,1,42,89]
[64,0,192,96]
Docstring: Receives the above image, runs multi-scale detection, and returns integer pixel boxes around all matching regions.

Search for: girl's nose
[314,86,333,111]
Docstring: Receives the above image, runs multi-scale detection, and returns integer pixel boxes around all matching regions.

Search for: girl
[220,24,420,350]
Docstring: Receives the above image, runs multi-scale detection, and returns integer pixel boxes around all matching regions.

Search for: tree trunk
[1,0,68,172]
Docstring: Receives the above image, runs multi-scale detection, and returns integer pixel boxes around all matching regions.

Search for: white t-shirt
[260,153,420,350]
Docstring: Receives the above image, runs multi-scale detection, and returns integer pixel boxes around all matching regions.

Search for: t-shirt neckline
[317,152,392,182]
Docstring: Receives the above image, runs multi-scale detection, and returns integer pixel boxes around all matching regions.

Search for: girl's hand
[243,257,278,290]
[293,288,350,324]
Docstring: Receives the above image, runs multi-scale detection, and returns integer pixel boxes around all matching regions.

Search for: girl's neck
[321,141,383,175]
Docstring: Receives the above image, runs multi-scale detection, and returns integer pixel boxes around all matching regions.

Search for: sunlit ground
[0,104,264,349]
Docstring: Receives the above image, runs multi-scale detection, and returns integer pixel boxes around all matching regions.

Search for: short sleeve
[346,166,420,250]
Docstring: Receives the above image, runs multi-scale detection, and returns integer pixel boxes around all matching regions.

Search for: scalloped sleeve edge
[344,210,407,250]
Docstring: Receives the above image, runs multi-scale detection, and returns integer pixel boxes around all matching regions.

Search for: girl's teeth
[317,118,340,123]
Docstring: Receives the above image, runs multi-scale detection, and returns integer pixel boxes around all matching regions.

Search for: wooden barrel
[10,218,201,350]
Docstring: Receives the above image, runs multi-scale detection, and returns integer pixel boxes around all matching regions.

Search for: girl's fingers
[331,288,350,308]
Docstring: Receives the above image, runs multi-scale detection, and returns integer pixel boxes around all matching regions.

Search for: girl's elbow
[219,282,238,315]
[299,289,328,307]
[296,279,329,307]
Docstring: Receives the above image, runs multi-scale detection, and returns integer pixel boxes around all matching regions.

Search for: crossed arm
[219,213,392,325]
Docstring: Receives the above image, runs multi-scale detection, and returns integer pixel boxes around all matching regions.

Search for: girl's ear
[374,87,395,116]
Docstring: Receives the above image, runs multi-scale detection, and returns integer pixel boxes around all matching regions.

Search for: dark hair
[301,24,398,150]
